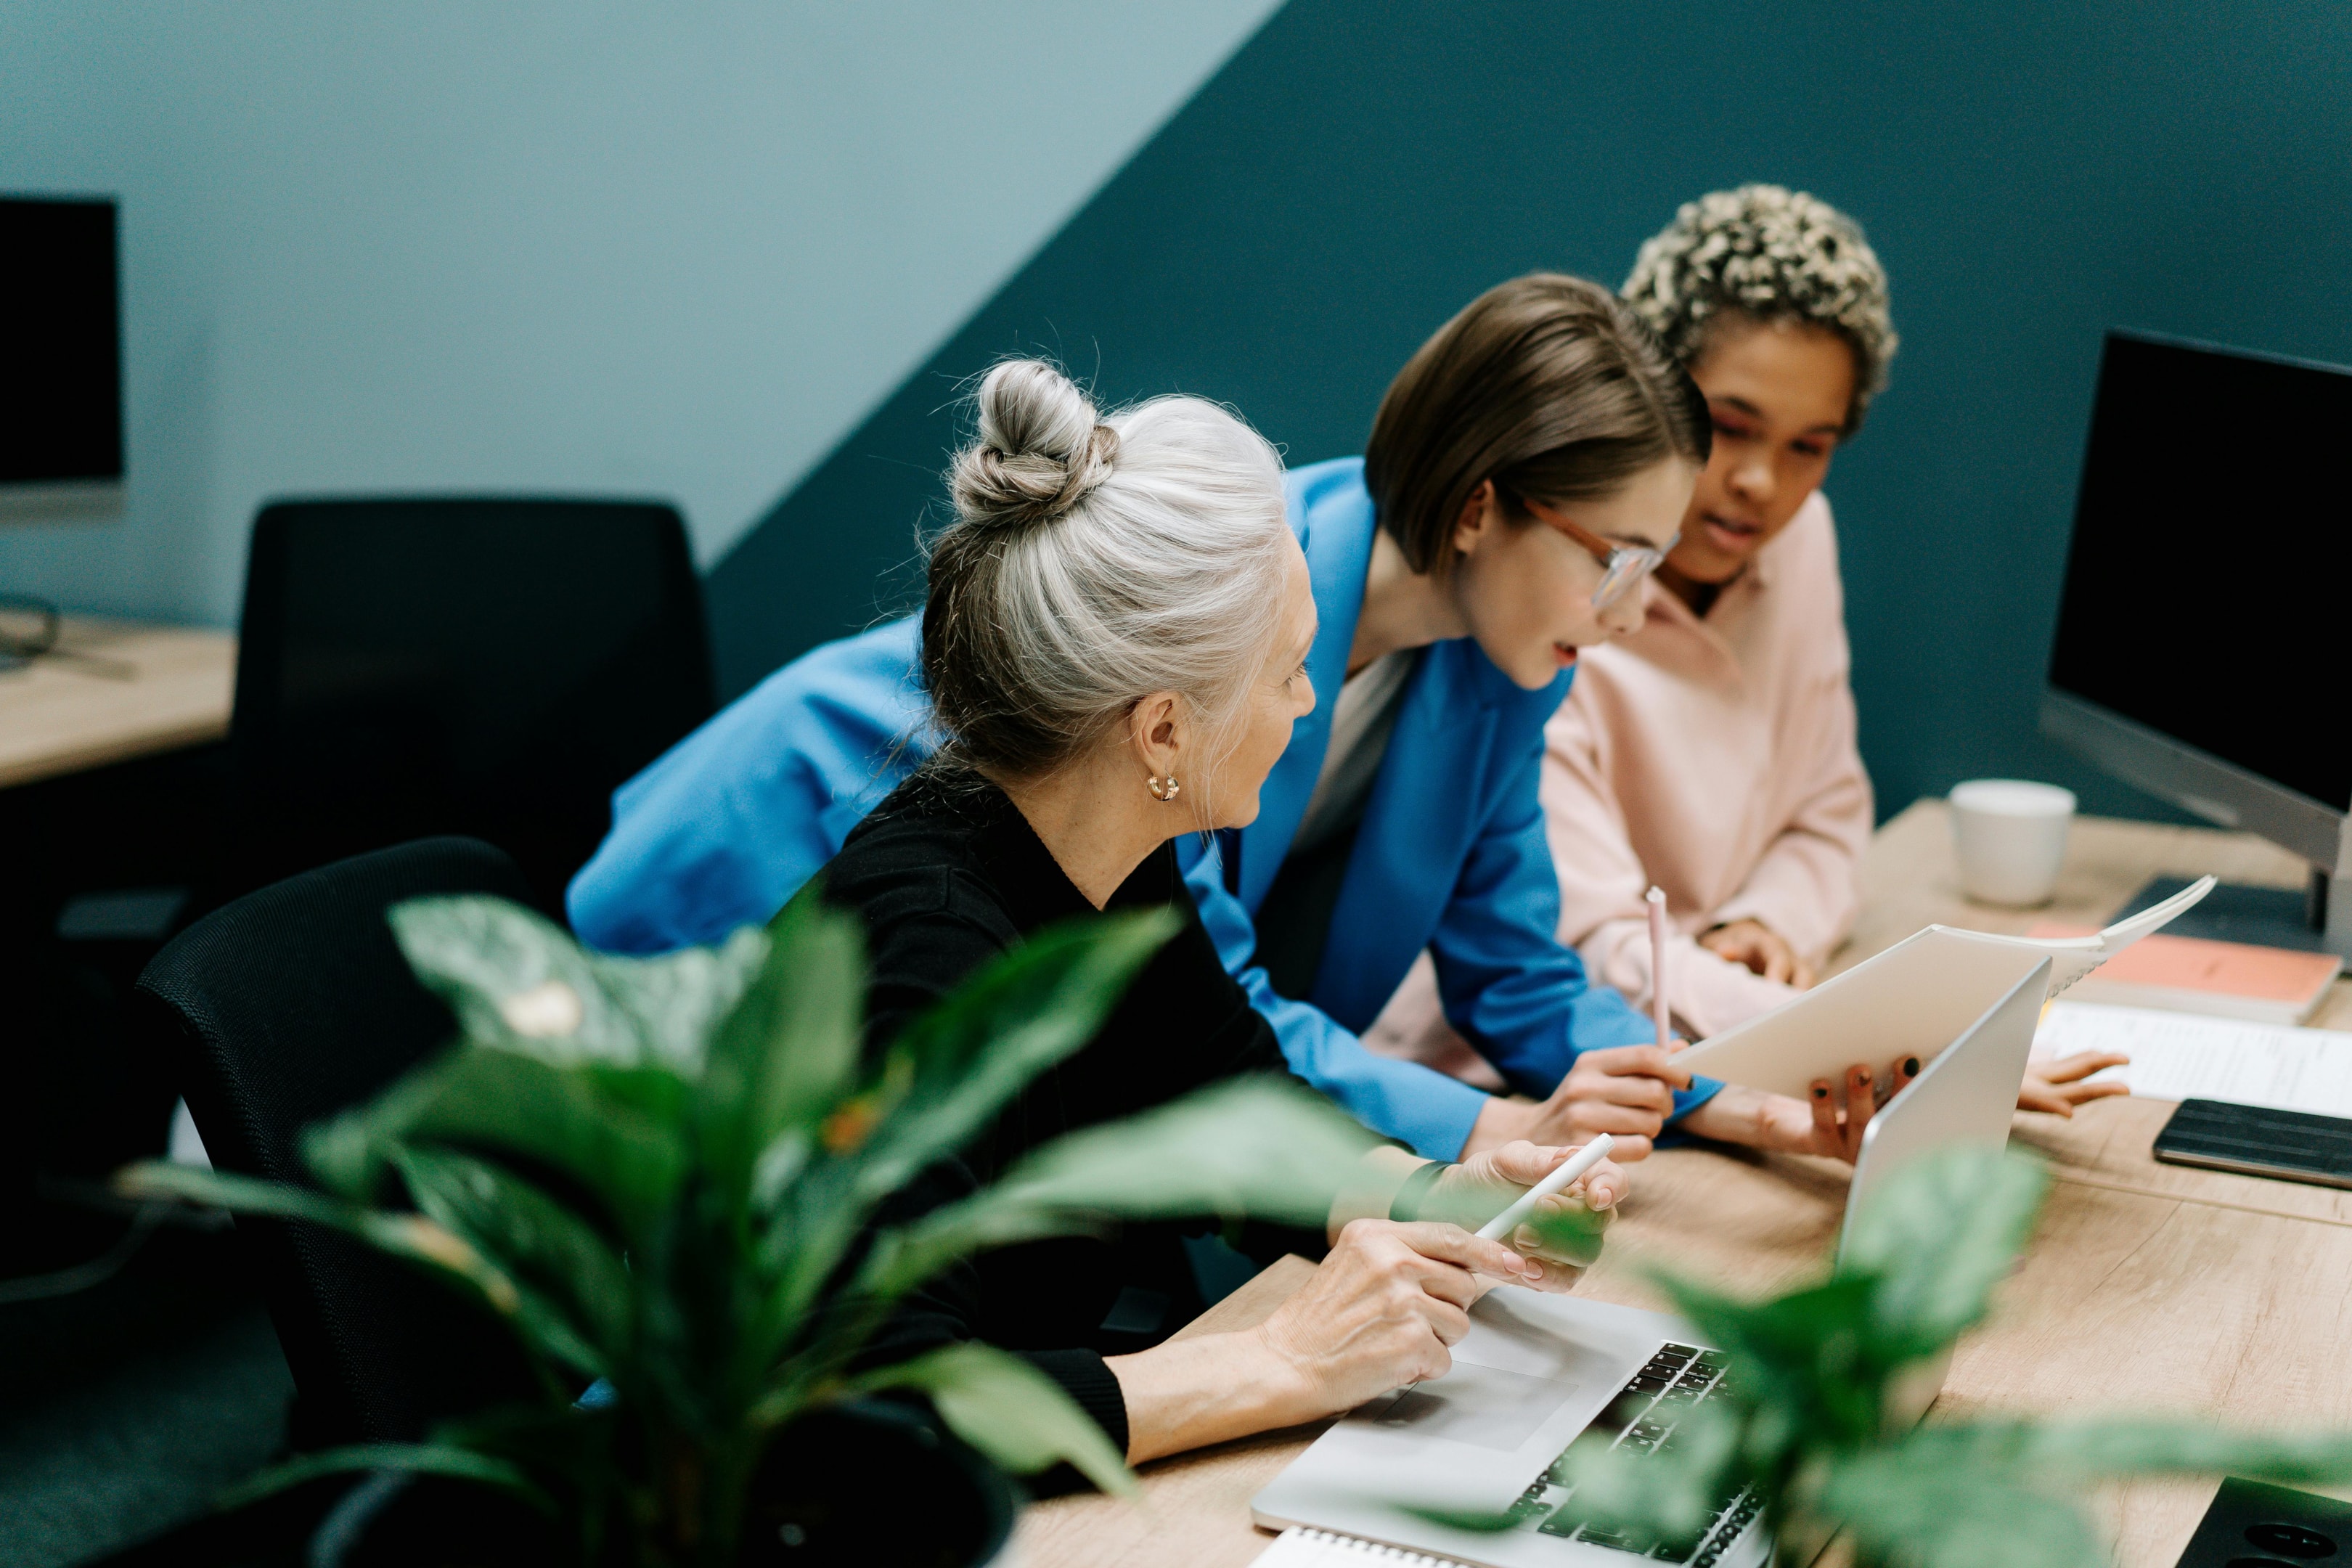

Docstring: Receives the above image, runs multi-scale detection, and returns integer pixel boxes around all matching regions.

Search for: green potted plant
[121,889,1377,1567]
[1516,1145,2352,1568]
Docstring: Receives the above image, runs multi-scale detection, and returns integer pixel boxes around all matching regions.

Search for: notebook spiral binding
[1259,1527,1480,1567]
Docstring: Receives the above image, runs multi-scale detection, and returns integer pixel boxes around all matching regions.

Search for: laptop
[1251,958,2051,1568]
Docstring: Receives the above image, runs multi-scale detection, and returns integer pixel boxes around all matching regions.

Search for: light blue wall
[0,1,1281,625]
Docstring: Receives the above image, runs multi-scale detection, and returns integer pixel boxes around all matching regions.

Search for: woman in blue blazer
[575,276,1787,1161]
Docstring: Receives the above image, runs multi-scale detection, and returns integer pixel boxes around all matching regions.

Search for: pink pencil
[1645,886,1670,1048]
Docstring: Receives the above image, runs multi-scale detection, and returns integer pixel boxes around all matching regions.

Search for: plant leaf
[1884,1420,2352,1485]
[388,894,767,1074]
[752,911,1180,1352]
[699,883,865,1204]
[392,1147,634,1379]
[301,1045,687,1243]
[1837,1146,2049,1354]
[216,1440,555,1516]
[1647,1270,1889,1446]
[849,910,1182,1203]
[119,1160,533,1325]
[856,1077,1375,1300]
[1818,1448,2103,1568]
[852,1342,1136,1497]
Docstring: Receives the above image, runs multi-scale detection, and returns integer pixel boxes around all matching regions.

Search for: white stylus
[1474,1133,1616,1241]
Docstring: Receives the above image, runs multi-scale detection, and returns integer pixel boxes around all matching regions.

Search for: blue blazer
[570,458,1715,1156]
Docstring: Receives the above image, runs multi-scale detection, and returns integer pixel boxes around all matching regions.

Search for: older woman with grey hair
[830,359,1630,1467]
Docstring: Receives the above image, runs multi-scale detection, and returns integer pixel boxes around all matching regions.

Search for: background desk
[0,616,237,789]
[1015,802,2352,1568]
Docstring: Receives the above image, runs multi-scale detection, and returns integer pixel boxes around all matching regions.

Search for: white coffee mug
[1948,779,2076,907]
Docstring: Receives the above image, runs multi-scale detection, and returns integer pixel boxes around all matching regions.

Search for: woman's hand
[1699,918,1817,988]
[2020,1050,2130,1116]
[1679,1054,1919,1163]
[1465,1043,1692,1161]
[1252,1219,1538,1416]
[1416,1140,1625,1291]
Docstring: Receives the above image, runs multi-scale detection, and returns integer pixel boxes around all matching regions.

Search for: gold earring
[1147,774,1181,803]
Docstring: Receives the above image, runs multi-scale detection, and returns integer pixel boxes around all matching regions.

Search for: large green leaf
[749,912,1180,1351]
[1819,1448,2103,1568]
[1649,1270,1888,1446]
[393,1147,634,1380]
[216,1440,555,1515]
[388,895,767,1074]
[301,1045,687,1242]
[847,910,1182,1203]
[118,1161,533,1326]
[1881,1421,2352,1486]
[698,883,866,1204]
[852,1342,1136,1498]
[857,1077,1375,1300]
[1837,1147,2049,1355]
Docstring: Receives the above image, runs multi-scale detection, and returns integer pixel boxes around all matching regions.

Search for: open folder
[1671,876,2216,1099]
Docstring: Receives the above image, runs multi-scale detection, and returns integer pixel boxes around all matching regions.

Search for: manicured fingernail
[1812,1085,1829,1098]
[1856,1069,1871,1082]
[1903,1057,1919,1077]
[1522,1259,1544,1280]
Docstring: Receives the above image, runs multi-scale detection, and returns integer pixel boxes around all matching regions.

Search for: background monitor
[1,195,124,506]
[2041,330,2351,955]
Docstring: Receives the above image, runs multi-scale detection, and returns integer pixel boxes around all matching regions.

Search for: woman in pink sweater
[1375,186,2120,1124]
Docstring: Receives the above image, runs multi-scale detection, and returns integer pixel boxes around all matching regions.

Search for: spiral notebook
[1253,1528,1480,1568]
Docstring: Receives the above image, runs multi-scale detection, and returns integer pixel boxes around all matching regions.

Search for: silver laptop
[1251,958,2050,1568]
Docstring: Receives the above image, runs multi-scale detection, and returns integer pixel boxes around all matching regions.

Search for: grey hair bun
[950,359,1122,529]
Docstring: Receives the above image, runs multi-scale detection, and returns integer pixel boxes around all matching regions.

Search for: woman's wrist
[1104,1328,1321,1463]
[1327,1144,1429,1239]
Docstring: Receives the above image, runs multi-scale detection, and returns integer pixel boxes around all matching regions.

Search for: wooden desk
[0,616,237,788]
[1016,803,2352,1568]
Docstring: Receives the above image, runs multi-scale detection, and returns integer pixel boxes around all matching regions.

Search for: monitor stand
[2110,871,2337,955]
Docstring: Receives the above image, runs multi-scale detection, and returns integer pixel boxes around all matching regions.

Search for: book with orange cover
[2025,922,2343,1026]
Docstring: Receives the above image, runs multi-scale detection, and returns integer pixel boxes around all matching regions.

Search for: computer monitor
[2041,330,2351,957]
[1,195,125,509]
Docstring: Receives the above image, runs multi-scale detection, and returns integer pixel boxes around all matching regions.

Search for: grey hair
[1622,184,1898,433]
[920,359,1293,785]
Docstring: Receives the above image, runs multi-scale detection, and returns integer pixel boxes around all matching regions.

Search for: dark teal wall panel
[708,0,2352,824]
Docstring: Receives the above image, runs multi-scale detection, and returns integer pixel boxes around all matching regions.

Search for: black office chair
[129,837,542,1447]
[228,496,715,915]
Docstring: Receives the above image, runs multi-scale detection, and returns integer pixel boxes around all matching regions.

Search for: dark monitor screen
[1,196,123,486]
[2049,332,2351,812]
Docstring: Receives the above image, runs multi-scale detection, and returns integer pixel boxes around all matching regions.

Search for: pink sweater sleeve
[1707,517,1873,963]
[1542,680,1805,1040]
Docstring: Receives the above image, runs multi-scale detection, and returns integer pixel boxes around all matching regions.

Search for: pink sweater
[1363,491,1871,1071]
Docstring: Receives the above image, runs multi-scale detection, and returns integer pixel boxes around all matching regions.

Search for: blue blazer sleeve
[567,618,929,953]
[1175,836,1492,1161]
[1425,727,1723,1121]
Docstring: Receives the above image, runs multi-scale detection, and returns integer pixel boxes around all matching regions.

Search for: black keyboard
[1503,1342,1759,1564]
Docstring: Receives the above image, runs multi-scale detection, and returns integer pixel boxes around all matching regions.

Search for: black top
[829,767,1315,1455]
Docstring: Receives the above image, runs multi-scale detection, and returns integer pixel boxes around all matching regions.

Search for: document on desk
[2036,1000,2352,1118]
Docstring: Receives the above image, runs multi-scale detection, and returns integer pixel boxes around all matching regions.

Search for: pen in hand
[1646,885,1672,1050]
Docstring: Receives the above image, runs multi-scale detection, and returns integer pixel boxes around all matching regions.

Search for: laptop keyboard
[1503,1342,1760,1564]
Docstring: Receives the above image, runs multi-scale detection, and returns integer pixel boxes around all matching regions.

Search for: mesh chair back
[230,497,714,912]
[132,837,541,1445]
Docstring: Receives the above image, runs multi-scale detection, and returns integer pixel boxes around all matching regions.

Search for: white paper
[1675,878,2218,1101]
[2035,1000,2352,1118]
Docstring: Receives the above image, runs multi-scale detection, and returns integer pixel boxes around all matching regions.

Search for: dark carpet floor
[0,1216,295,1568]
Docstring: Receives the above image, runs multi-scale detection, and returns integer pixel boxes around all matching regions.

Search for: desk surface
[0,616,237,788]
[1015,801,2352,1568]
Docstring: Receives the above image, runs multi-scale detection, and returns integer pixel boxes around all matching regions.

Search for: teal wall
[710,0,2352,824]
[0,2,1280,624]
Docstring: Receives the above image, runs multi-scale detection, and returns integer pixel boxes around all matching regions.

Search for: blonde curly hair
[1622,184,1896,433]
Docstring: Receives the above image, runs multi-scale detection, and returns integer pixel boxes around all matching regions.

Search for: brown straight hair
[1363,273,1711,575]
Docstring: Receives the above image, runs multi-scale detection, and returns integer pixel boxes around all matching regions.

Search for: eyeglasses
[1517,497,1677,611]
